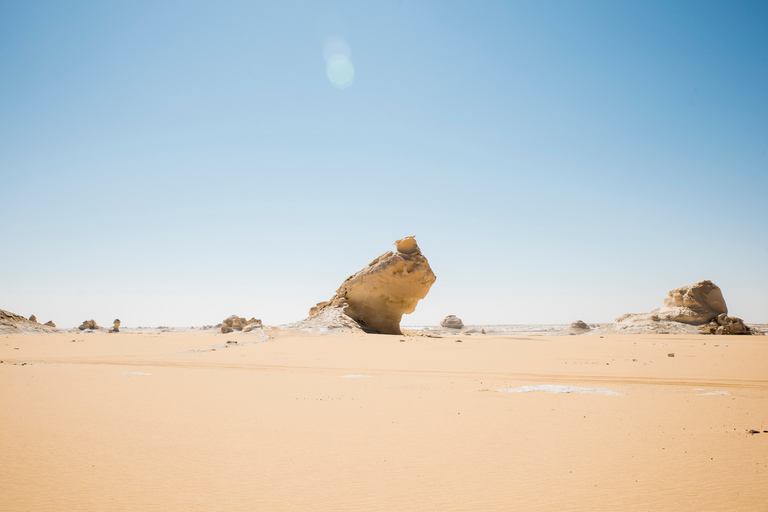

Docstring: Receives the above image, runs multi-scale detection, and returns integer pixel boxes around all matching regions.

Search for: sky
[1,0,767,328]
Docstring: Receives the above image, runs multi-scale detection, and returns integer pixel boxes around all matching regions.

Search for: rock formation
[595,280,758,335]
[29,314,37,323]
[220,315,262,333]
[79,319,100,330]
[700,313,755,335]
[440,315,464,329]
[111,319,121,333]
[306,236,436,335]
[0,309,58,333]
[44,320,56,327]
[656,280,727,324]
[569,320,591,330]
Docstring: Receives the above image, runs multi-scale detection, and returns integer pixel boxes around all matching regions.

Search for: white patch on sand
[698,390,730,396]
[119,372,153,376]
[497,385,623,396]
[341,374,371,378]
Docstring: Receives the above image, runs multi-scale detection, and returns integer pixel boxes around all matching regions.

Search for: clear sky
[2,0,767,328]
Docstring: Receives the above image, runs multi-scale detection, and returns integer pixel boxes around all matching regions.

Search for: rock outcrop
[29,314,37,323]
[569,320,591,330]
[44,320,56,327]
[595,280,758,335]
[306,236,436,335]
[0,309,58,333]
[440,315,464,329]
[656,280,727,324]
[79,319,100,330]
[221,315,262,333]
[700,313,755,335]
[111,319,121,333]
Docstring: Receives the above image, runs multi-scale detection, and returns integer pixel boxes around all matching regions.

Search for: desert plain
[1,328,767,512]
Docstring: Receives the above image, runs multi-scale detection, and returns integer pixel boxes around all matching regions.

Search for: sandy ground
[1,329,767,511]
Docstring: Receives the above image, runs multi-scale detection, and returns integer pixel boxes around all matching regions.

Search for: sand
[1,329,767,511]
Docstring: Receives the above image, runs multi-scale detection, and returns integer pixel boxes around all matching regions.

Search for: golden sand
[1,330,766,511]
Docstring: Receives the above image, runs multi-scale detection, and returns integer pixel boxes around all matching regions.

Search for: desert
[2,327,767,511]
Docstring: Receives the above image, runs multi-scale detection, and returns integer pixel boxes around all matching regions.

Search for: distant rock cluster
[79,319,100,331]
[0,310,58,334]
[569,320,591,331]
[220,315,262,333]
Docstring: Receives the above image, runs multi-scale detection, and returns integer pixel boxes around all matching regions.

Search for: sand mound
[306,236,436,335]
[0,309,58,334]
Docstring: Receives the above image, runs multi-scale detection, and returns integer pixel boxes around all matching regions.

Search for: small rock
[668,353,675,357]
[748,429,760,434]
[29,314,37,323]
[441,315,464,329]
[455,339,462,343]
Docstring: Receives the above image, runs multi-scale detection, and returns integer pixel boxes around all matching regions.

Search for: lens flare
[323,35,354,89]
[326,54,354,88]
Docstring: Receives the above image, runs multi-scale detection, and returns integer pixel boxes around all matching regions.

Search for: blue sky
[2,0,766,327]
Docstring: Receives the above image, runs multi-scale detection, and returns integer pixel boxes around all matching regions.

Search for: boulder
[111,319,121,333]
[78,319,100,330]
[657,280,727,324]
[220,315,258,333]
[440,315,464,329]
[243,318,263,332]
[307,236,436,335]
[29,314,37,323]
[569,320,590,330]
[44,320,56,327]
[700,313,753,335]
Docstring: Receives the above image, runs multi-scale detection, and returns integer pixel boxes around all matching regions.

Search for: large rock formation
[595,280,758,335]
[307,236,436,335]
[569,320,591,331]
[657,280,727,324]
[0,309,58,334]
[111,319,121,333]
[440,315,464,329]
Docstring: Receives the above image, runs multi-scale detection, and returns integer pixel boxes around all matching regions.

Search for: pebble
[668,353,675,357]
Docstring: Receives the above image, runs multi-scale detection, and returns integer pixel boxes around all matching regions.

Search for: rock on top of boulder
[307,236,436,335]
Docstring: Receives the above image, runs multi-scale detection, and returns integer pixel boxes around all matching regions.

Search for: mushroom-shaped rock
[657,280,727,324]
[29,314,37,323]
[44,320,56,327]
[569,320,591,330]
[308,236,436,335]
[111,319,121,333]
[440,315,464,329]
[79,319,100,330]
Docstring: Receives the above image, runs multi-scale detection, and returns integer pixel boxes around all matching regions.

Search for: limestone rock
[440,315,464,329]
[44,320,56,327]
[111,319,121,333]
[594,280,758,335]
[243,318,263,332]
[29,314,37,323]
[657,280,727,324]
[569,320,591,330]
[307,236,436,335]
[700,313,754,335]
[0,309,58,333]
[78,319,100,330]
[220,315,260,333]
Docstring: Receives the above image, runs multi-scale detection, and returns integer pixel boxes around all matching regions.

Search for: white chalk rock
[657,280,727,324]
[308,236,436,335]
